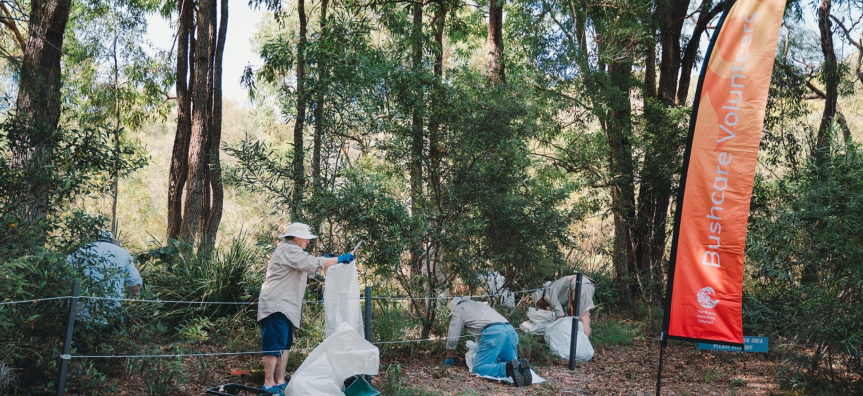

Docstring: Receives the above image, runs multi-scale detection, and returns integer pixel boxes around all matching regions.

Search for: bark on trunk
[291,0,308,222]
[631,0,689,299]
[312,0,328,198]
[111,35,121,236]
[815,0,837,156]
[678,0,723,105]
[487,0,505,84]
[410,3,424,213]
[180,0,216,242]
[167,0,194,241]
[605,61,637,294]
[803,0,838,286]
[11,0,72,219]
[203,0,228,248]
[429,6,445,203]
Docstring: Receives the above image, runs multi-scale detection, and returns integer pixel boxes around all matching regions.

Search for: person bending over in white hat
[257,223,355,396]
[532,274,596,337]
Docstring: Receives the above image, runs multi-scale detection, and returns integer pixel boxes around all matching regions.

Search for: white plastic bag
[519,307,555,334]
[324,262,364,337]
[478,272,515,310]
[287,322,380,396]
[518,320,538,333]
[543,317,594,362]
[465,340,478,372]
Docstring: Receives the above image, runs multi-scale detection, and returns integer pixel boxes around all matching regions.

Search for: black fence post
[568,273,583,370]
[364,285,371,383]
[57,280,80,396]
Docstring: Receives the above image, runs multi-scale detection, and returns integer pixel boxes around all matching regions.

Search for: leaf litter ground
[105,333,782,395]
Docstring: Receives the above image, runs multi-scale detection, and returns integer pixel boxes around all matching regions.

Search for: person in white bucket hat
[257,222,355,395]
[532,274,596,337]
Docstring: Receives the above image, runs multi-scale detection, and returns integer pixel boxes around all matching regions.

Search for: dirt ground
[373,335,782,395]
[104,333,782,395]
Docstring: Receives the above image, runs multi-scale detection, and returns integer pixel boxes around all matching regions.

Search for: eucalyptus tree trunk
[312,0,328,197]
[12,0,72,220]
[167,0,194,242]
[180,0,217,242]
[815,0,838,157]
[802,0,839,286]
[111,34,121,236]
[203,0,228,247]
[410,2,424,214]
[487,0,505,84]
[291,0,308,222]
[167,0,227,251]
[604,60,637,293]
[632,0,690,300]
[429,5,445,200]
[678,0,724,105]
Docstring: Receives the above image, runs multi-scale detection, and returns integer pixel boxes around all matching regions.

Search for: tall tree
[204,0,228,245]
[167,0,228,249]
[167,0,194,241]
[410,2,424,215]
[312,0,329,200]
[11,0,73,219]
[815,0,838,155]
[487,0,505,83]
[291,0,309,222]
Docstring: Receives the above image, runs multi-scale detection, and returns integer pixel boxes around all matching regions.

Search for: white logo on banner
[697,287,720,309]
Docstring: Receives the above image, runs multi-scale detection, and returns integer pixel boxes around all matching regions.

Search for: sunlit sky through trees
[145,0,264,107]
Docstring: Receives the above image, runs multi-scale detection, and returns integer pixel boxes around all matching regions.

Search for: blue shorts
[261,312,294,356]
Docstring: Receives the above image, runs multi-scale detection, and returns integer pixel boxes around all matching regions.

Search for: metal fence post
[568,273,583,370]
[57,280,80,396]
[364,285,371,383]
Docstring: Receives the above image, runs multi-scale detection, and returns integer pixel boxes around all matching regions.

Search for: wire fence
[5,286,541,362]
[65,337,453,360]
[0,287,542,306]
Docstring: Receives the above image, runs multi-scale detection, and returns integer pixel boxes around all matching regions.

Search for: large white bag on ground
[287,322,380,396]
[519,307,555,334]
[324,262,364,337]
[465,340,478,372]
[543,317,594,362]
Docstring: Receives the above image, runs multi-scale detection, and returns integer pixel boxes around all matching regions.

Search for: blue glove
[324,253,336,258]
[337,253,355,263]
[444,358,455,366]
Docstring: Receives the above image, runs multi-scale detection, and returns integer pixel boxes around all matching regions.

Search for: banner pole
[57,280,80,396]
[568,273,583,370]
[655,333,667,396]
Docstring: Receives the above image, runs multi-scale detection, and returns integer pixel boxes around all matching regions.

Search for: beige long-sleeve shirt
[542,275,595,319]
[446,300,508,350]
[257,241,326,328]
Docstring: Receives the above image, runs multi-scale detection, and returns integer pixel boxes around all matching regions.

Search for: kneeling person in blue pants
[445,297,532,386]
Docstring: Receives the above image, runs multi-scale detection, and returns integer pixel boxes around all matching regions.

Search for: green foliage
[517,331,555,366]
[138,356,186,396]
[590,319,637,348]
[139,234,266,320]
[0,115,145,392]
[747,130,863,392]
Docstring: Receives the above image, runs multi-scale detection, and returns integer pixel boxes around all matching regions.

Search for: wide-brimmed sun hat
[449,297,464,311]
[278,223,318,240]
[532,281,552,304]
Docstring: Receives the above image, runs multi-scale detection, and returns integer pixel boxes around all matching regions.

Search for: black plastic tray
[205,383,274,395]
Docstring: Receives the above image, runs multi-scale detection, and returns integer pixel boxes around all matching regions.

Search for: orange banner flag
[664,0,786,346]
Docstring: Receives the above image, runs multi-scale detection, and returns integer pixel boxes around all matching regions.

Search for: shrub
[746,134,863,392]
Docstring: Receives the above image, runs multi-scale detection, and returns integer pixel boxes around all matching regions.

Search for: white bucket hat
[278,223,318,240]
[448,297,464,312]
[532,281,552,304]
